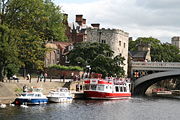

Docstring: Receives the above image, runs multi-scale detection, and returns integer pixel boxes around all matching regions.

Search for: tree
[0,25,20,81]
[0,0,21,81]
[0,0,67,80]
[129,37,180,62]
[68,42,125,77]
[5,0,67,41]
[4,0,67,71]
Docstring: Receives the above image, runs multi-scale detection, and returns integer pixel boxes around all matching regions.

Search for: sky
[53,0,180,43]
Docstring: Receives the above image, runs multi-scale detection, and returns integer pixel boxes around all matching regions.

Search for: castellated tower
[86,27,129,76]
[171,36,180,49]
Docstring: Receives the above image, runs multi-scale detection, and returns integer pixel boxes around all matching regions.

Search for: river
[0,97,180,120]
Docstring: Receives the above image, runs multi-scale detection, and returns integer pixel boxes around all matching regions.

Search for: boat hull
[48,97,73,103]
[15,98,48,105]
[84,91,131,100]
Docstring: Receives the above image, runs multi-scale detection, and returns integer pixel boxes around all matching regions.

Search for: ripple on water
[0,97,180,120]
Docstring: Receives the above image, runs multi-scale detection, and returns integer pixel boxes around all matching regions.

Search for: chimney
[82,19,86,24]
[76,15,83,26]
[91,23,100,29]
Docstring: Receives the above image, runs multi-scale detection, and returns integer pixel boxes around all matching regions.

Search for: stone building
[64,14,129,75]
[86,27,129,75]
[45,42,73,67]
[54,42,73,65]
[171,36,180,49]
[45,43,59,67]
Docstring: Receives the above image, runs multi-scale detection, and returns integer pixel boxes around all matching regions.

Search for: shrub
[48,65,83,71]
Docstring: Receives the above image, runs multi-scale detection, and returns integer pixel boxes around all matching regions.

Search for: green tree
[68,42,125,77]
[0,25,20,81]
[4,0,67,71]
[0,0,21,81]
[5,0,67,41]
[129,37,180,62]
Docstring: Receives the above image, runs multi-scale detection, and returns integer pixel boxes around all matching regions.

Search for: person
[40,73,44,82]
[44,72,47,82]
[76,84,80,91]
[71,72,74,80]
[26,73,30,80]
[23,85,28,92]
[12,74,19,82]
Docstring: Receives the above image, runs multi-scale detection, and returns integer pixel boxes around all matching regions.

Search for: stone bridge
[130,62,180,95]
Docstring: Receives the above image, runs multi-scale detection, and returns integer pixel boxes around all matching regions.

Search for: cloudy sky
[54,0,180,43]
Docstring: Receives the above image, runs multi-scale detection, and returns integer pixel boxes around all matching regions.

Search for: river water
[0,97,180,120]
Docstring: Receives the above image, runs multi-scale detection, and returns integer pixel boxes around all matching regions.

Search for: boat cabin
[20,93,43,98]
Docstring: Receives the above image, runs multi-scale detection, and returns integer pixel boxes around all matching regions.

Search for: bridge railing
[131,61,180,68]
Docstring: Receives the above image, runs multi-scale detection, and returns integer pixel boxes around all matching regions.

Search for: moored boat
[47,88,73,103]
[15,87,48,105]
[152,88,172,96]
[84,73,131,99]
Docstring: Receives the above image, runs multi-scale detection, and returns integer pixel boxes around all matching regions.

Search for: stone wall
[47,69,84,79]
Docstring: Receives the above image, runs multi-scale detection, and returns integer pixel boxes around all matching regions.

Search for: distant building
[129,42,151,62]
[128,42,151,77]
[171,36,180,49]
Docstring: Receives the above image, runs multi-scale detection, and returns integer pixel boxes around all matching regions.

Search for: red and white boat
[84,74,131,99]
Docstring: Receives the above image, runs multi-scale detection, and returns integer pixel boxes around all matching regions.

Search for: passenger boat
[15,87,48,105]
[47,88,73,103]
[84,73,131,99]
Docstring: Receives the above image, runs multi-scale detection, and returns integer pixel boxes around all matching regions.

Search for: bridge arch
[134,71,180,95]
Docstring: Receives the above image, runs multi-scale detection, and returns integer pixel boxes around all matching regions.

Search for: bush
[48,65,83,71]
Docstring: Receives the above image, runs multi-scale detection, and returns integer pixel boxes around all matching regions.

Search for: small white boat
[15,87,48,105]
[47,88,73,103]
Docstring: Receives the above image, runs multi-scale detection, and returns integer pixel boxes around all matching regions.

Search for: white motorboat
[47,88,73,103]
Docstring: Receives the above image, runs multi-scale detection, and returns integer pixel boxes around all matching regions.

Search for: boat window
[35,94,41,97]
[90,85,97,90]
[110,86,112,89]
[21,94,26,97]
[60,93,65,96]
[124,87,127,92]
[120,87,123,92]
[115,86,119,92]
[27,94,34,97]
[97,85,104,91]
[84,84,90,90]
[106,86,108,89]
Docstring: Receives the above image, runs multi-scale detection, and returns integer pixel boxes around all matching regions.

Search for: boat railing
[105,77,131,85]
